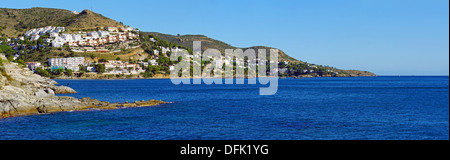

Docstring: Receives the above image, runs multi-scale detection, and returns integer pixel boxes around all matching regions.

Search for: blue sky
[1,0,449,75]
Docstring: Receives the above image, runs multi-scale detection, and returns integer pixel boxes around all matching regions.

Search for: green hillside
[0,7,122,37]
[147,32,299,63]
[0,7,375,77]
[145,32,376,76]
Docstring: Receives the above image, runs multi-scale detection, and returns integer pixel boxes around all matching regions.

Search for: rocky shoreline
[0,54,166,119]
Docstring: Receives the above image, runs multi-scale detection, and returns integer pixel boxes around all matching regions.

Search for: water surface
[1,76,448,140]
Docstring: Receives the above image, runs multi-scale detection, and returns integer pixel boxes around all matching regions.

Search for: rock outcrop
[0,54,166,118]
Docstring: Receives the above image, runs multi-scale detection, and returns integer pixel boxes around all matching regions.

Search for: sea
[0,76,448,140]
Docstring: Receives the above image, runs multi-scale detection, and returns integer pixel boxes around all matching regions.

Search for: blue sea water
[0,76,448,140]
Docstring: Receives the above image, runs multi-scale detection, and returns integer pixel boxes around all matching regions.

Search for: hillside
[145,32,375,76]
[0,7,122,37]
[147,32,299,63]
[0,7,375,77]
[65,9,123,31]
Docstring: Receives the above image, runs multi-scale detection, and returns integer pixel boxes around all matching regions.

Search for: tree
[37,38,45,45]
[95,64,106,73]
[7,56,14,62]
[36,67,50,77]
[53,68,65,75]
[79,65,84,72]
[116,57,121,60]
[157,56,171,66]
[99,59,107,63]
[66,69,73,76]
[17,59,26,67]
[128,58,134,64]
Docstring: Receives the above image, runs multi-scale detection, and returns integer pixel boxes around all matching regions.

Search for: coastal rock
[34,88,55,98]
[0,54,166,119]
[52,86,77,94]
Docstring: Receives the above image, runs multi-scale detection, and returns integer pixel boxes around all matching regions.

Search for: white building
[153,50,160,55]
[44,38,53,43]
[30,34,40,41]
[61,34,74,42]
[149,60,158,66]
[88,32,99,39]
[86,66,96,72]
[72,34,82,41]
[49,57,85,72]
[126,27,136,32]
[56,27,65,33]
[25,62,41,72]
[24,29,37,37]
[303,69,308,73]
[50,32,59,38]
[160,47,171,54]
[98,31,110,38]
[25,26,63,37]
[103,60,142,74]
[279,68,288,74]
[52,37,65,47]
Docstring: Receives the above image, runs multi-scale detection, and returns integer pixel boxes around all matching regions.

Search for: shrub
[36,67,51,77]
[66,69,73,76]
[95,64,105,73]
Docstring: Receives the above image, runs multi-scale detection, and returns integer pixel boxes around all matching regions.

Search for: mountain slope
[147,32,299,63]
[0,7,122,37]
[145,32,375,76]
[0,7,375,77]
[65,9,123,31]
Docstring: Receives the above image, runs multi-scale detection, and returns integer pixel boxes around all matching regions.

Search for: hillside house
[105,26,118,32]
[25,62,41,72]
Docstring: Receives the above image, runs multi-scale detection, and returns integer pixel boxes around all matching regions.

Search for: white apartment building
[87,32,99,39]
[61,34,74,42]
[25,26,64,37]
[98,31,110,37]
[56,27,65,33]
[72,34,82,41]
[49,57,85,72]
[52,37,65,47]
[50,32,59,38]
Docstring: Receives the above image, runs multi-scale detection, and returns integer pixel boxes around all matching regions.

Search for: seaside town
[22,25,148,75]
[0,10,345,78]
[1,21,159,76]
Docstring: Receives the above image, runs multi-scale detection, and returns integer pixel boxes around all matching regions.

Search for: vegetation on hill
[0,7,375,78]
[65,9,123,31]
[144,32,376,77]
[0,7,75,37]
[0,7,122,37]
[147,32,300,63]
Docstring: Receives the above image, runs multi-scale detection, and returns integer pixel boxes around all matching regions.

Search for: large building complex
[48,57,85,72]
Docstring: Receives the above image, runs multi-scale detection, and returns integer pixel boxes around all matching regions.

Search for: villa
[25,62,41,72]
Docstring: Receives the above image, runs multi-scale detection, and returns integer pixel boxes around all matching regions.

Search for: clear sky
[1,0,449,75]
